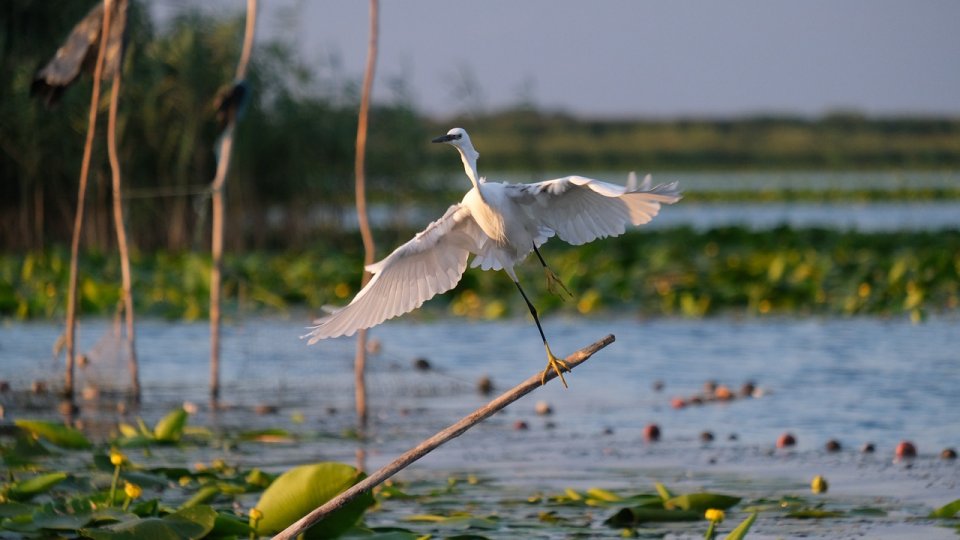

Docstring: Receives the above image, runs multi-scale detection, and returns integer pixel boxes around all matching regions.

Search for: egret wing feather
[304,204,483,342]
[506,176,681,246]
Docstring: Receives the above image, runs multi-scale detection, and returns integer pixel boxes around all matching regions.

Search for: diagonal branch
[272,334,616,540]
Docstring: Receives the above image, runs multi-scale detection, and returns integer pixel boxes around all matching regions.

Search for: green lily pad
[402,514,498,531]
[13,420,91,449]
[850,507,887,516]
[153,408,189,443]
[604,507,701,527]
[340,528,423,540]
[253,462,374,539]
[209,512,253,536]
[654,482,674,502]
[30,509,93,531]
[586,487,622,503]
[664,493,741,512]
[80,505,217,540]
[179,486,220,509]
[929,498,960,519]
[786,508,844,519]
[5,472,68,501]
[0,502,35,518]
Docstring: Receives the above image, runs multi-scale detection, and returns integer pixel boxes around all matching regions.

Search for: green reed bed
[2,227,958,322]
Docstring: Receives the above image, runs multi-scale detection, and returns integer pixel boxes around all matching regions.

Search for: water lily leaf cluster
[3,226,959,321]
[0,408,372,539]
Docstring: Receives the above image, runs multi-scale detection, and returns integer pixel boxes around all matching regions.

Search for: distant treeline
[454,111,960,173]
[2,3,959,252]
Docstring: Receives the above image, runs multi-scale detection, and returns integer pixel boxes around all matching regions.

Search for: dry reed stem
[272,334,616,540]
[106,46,140,402]
[64,0,114,400]
[353,0,380,431]
[209,0,258,401]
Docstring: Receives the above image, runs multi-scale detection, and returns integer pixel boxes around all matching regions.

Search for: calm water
[341,170,960,231]
[3,316,958,538]
[3,315,957,456]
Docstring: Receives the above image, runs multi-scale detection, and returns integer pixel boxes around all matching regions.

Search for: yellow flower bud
[704,508,725,522]
[124,482,142,500]
[811,474,829,494]
[109,450,125,466]
[249,508,264,521]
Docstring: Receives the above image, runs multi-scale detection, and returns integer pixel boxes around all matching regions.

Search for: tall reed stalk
[209,0,258,402]
[64,0,114,401]
[353,0,380,431]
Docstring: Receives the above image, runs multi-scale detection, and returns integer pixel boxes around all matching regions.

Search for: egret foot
[545,267,572,300]
[540,343,571,388]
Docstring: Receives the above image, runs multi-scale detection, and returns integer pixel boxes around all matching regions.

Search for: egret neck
[432,128,481,191]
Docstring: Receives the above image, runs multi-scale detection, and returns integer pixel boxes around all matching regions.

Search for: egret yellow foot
[540,343,571,388]
[545,267,573,300]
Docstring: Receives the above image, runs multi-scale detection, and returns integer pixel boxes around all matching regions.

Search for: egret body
[306,128,680,386]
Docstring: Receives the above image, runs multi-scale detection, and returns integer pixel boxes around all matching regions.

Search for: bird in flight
[306,127,680,386]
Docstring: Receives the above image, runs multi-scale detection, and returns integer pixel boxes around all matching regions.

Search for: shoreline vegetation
[3,226,958,322]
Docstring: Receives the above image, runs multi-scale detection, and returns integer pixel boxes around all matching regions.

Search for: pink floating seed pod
[776,432,797,448]
[895,440,917,459]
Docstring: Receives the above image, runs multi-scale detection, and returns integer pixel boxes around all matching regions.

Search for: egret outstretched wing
[506,176,681,245]
[305,205,484,342]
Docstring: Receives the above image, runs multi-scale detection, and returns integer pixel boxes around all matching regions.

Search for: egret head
[432,127,473,150]
[433,127,480,186]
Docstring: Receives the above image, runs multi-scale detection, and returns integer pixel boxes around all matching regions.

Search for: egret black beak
[432,134,458,143]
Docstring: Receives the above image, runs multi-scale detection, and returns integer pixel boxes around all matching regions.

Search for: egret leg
[532,244,572,299]
[514,281,570,388]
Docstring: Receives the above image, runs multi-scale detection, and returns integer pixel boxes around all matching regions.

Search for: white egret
[306,127,681,386]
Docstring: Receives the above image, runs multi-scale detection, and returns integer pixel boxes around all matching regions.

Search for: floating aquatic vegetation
[3,226,959,321]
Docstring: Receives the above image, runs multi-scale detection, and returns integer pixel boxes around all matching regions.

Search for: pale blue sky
[157,0,960,118]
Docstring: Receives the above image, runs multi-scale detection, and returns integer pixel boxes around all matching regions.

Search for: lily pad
[664,493,741,512]
[5,472,68,501]
[786,508,844,519]
[210,512,252,536]
[0,502,35,518]
[929,499,960,519]
[153,408,189,443]
[80,505,217,540]
[654,482,674,502]
[402,514,498,531]
[604,507,701,527]
[13,420,91,449]
[253,462,374,539]
[179,486,220,509]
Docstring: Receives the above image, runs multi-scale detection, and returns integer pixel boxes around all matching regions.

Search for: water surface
[3,315,957,538]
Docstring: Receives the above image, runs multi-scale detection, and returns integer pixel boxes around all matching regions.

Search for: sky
[155,0,960,119]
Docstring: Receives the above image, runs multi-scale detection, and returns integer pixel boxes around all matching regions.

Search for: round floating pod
[895,440,917,459]
[777,432,797,448]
